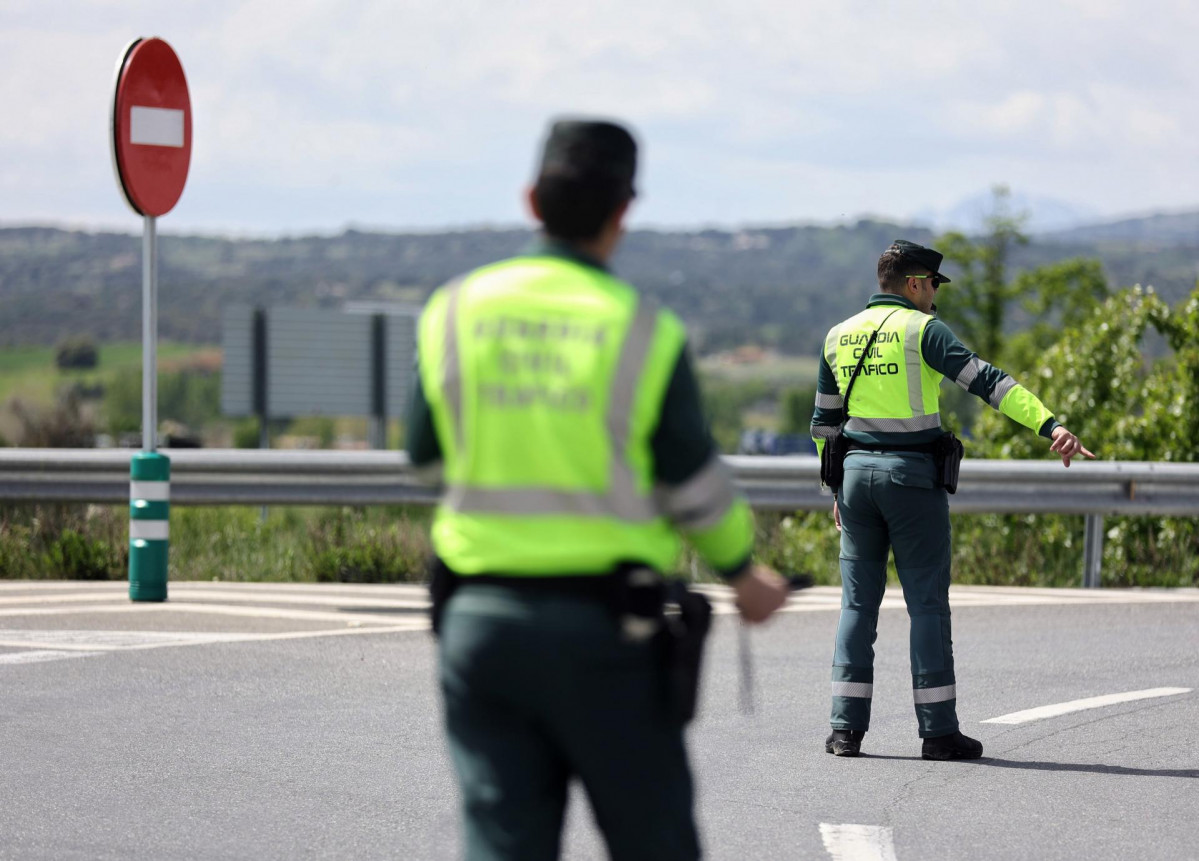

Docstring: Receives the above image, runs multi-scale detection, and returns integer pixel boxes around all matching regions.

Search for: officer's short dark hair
[877,247,929,291]
[533,176,631,241]
[532,119,638,241]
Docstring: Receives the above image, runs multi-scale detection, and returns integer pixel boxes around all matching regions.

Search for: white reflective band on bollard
[130,481,170,501]
[130,520,170,541]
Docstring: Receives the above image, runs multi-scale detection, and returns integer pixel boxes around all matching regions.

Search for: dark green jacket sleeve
[404,370,442,465]
[650,346,752,580]
[922,319,1061,438]
[650,348,717,482]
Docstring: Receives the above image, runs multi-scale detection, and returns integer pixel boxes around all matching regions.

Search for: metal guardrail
[3,449,1198,586]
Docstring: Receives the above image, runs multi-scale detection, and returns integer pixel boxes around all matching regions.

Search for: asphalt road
[1,582,1196,860]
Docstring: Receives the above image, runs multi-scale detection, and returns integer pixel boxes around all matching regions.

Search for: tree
[1003,258,1111,371]
[934,187,1111,437]
[935,185,1029,364]
[966,284,1199,586]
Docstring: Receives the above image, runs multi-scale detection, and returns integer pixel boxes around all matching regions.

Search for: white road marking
[0,586,429,611]
[982,687,1193,725]
[145,601,420,626]
[0,624,427,657]
[0,602,419,627]
[0,649,105,665]
[696,585,1199,616]
[0,629,232,649]
[0,592,148,607]
[1,583,1194,634]
[820,823,899,861]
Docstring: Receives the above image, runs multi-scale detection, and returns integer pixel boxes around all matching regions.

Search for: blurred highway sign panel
[221,305,417,424]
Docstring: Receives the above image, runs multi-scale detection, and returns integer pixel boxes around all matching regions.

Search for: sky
[1,0,1196,236]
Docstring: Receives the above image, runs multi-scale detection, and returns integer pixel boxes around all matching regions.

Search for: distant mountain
[0,219,1195,356]
[916,191,1098,234]
[1039,211,1199,244]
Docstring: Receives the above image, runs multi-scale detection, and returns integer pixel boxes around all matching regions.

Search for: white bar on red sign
[130,106,185,147]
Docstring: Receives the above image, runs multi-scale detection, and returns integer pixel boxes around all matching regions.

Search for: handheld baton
[738,573,815,716]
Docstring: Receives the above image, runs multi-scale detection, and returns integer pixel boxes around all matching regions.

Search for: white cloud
[1,0,1197,231]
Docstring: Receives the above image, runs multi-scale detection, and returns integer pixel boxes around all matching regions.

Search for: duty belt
[847,441,937,454]
[456,573,616,600]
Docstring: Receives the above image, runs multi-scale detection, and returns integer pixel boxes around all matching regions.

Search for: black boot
[921,730,983,760]
[825,729,865,757]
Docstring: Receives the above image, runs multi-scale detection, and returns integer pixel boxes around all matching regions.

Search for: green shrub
[42,529,123,580]
[307,508,430,583]
[232,419,262,449]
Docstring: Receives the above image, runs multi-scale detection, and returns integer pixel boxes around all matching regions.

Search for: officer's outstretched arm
[1049,426,1095,468]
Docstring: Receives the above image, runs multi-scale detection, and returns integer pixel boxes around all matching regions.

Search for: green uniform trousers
[439,583,700,861]
[830,451,960,738]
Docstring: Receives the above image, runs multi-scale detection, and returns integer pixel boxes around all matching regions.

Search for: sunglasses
[909,274,944,289]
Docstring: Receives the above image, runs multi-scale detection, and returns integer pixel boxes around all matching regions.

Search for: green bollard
[129,452,170,602]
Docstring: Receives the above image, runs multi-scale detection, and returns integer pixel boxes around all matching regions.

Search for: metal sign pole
[143,215,158,453]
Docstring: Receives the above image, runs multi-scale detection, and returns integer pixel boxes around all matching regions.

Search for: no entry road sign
[110,37,192,217]
[110,36,193,604]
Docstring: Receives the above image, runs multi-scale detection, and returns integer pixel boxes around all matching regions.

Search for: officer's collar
[525,238,611,273]
[866,293,919,311]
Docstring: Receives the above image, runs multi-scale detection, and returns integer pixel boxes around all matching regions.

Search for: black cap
[536,119,637,196]
[883,239,952,283]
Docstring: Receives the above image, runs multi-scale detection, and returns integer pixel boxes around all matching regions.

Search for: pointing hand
[1050,426,1095,467]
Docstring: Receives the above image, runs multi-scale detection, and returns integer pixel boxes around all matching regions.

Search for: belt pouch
[934,432,965,494]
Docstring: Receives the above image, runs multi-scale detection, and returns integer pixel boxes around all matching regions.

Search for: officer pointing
[811,239,1094,760]
[407,118,789,860]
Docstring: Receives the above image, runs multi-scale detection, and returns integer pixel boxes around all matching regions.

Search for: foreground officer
[810,240,1093,760]
[406,119,789,861]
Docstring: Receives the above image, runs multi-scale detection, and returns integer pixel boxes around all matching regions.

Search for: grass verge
[0,504,1195,588]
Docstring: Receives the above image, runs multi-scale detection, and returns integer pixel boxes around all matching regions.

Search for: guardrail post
[1082,514,1104,588]
[129,452,170,601]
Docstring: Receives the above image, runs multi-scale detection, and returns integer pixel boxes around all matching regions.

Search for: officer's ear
[525,186,543,223]
[608,196,632,233]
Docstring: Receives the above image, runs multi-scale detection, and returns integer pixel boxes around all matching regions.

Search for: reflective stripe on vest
[653,453,736,531]
[440,282,661,522]
[845,413,942,433]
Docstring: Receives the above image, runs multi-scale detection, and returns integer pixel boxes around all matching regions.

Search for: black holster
[657,581,713,725]
[612,566,712,726]
[933,432,965,494]
[428,557,458,637]
[819,430,850,491]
